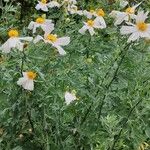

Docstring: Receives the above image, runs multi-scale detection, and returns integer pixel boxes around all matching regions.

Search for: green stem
[108,99,142,150]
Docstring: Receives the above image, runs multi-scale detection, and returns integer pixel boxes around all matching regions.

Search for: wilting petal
[65,91,76,105]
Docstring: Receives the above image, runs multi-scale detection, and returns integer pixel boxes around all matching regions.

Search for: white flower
[0,30,33,53]
[35,0,49,11]
[28,17,54,34]
[67,5,83,15]
[48,1,60,8]
[17,71,37,91]
[34,34,70,55]
[79,19,105,36]
[110,2,141,26]
[65,91,77,105]
[120,11,150,42]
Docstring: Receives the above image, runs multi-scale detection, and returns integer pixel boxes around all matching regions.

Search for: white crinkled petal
[41,22,54,34]
[127,32,140,42]
[120,26,137,35]
[54,37,70,46]
[79,25,88,35]
[94,17,106,29]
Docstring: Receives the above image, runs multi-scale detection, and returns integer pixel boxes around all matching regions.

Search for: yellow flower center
[27,72,37,80]
[36,17,45,24]
[96,9,105,17]
[87,20,94,27]
[8,30,19,37]
[137,22,148,31]
[41,0,47,4]
[125,7,134,14]
[46,34,58,42]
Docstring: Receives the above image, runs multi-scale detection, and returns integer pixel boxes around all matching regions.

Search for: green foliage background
[0,0,150,149]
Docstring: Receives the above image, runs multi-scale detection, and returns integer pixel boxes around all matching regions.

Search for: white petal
[35,4,41,10]
[54,45,66,55]
[23,80,34,91]
[33,35,44,43]
[16,41,24,51]
[127,32,140,42]
[136,11,149,23]
[41,5,48,11]
[54,37,70,46]
[83,10,93,19]
[120,26,137,35]
[0,40,11,53]
[28,21,35,30]
[79,25,88,34]
[94,17,106,29]
[17,77,27,86]
[48,1,60,8]
[19,37,33,41]
[65,92,76,105]
[88,27,95,36]
[41,21,54,34]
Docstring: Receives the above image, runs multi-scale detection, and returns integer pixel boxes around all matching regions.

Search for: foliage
[0,0,150,150]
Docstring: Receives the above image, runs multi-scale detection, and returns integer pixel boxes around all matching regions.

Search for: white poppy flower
[65,91,77,105]
[79,19,105,36]
[35,0,49,11]
[34,34,70,55]
[110,2,141,26]
[17,71,37,91]
[120,11,150,42]
[48,1,60,8]
[67,5,83,15]
[0,30,33,53]
[28,17,54,34]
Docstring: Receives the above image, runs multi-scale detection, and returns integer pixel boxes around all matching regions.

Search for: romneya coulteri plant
[0,0,150,149]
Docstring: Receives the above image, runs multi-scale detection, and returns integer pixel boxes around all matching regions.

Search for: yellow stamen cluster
[8,29,19,38]
[27,72,37,80]
[125,7,134,14]
[87,20,94,27]
[96,9,105,17]
[46,34,58,42]
[41,0,47,4]
[137,22,148,31]
[36,17,45,24]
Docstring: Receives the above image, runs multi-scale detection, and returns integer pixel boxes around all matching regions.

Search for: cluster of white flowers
[110,2,150,42]
[0,0,150,105]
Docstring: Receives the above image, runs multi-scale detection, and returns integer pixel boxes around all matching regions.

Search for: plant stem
[108,99,142,150]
